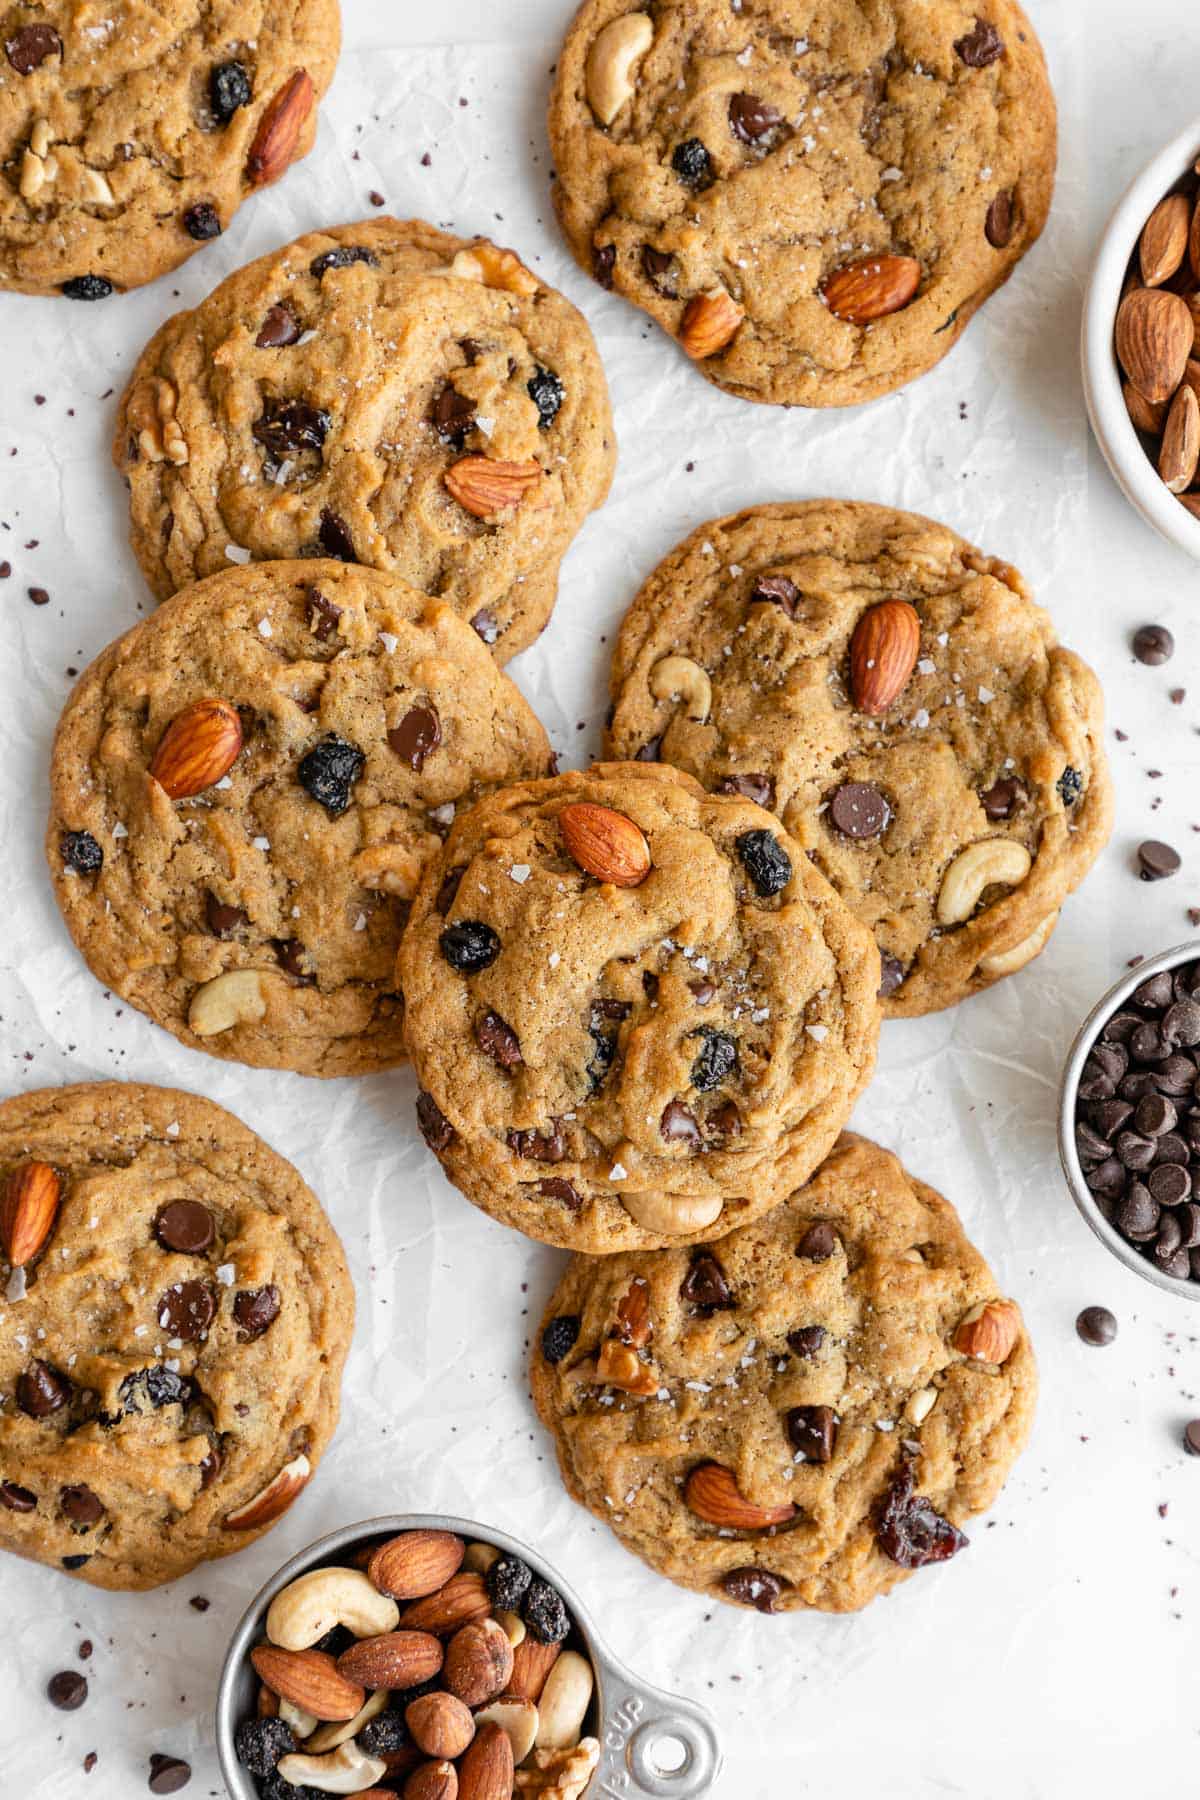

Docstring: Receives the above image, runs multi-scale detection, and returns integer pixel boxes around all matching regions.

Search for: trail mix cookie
[114,217,616,658]
[548,0,1056,406]
[0,1,340,297]
[398,762,881,1252]
[48,560,553,1078]
[0,1082,352,1590]
[606,502,1112,1016]
[532,1132,1036,1613]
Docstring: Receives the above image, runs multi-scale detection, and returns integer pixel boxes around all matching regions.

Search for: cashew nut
[977,910,1058,979]
[303,1688,389,1755]
[188,968,266,1036]
[279,1697,320,1738]
[266,1566,400,1652]
[935,839,1032,928]
[79,167,115,205]
[621,1191,723,1234]
[534,1650,594,1751]
[905,1386,938,1425]
[462,1540,502,1575]
[649,655,712,725]
[586,12,654,125]
[476,1696,539,1764]
[275,1740,387,1794]
[495,1607,526,1647]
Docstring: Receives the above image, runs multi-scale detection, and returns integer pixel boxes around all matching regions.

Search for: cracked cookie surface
[606,501,1112,1016]
[531,1131,1036,1612]
[548,0,1056,405]
[0,1082,352,1589]
[114,216,616,658]
[48,560,553,1077]
[398,761,880,1252]
[0,0,339,296]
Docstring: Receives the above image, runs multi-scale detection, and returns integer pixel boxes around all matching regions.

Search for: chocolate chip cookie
[0,1,340,297]
[548,0,1056,405]
[0,1082,353,1589]
[606,501,1112,1016]
[48,560,553,1077]
[398,762,881,1252]
[531,1131,1036,1613]
[114,217,616,659]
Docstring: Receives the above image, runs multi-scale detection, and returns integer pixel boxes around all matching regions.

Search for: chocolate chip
[829,782,890,839]
[388,705,441,771]
[749,574,799,616]
[1076,1121,1111,1165]
[876,1463,968,1568]
[253,397,331,458]
[660,1100,701,1145]
[1156,1212,1185,1261]
[979,777,1024,820]
[432,383,476,447]
[721,1567,786,1612]
[233,1285,280,1341]
[641,245,677,295]
[306,587,342,642]
[1157,1132,1190,1165]
[156,1281,216,1342]
[1075,1305,1117,1345]
[210,61,252,122]
[61,1554,90,1570]
[1130,1021,1170,1062]
[787,1325,826,1359]
[17,1359,71,1418]
[954,17,1005,66]
[507,1123,566,1163]
[435,866,466,917]
[680,1251,734,1312]
[62,830,103,875]
[535,1177,583,1210]
[318,508,357,562]
[60,1484,104,1526]
[593,244,616,288]
[541,1316,580,1364]
[6,23,61,73]
[796,1222,837,1262]
[469,607,499,645]
[1088,1100,1132,1140]
[62,275,112,301]
[0,1480,36,1511]
[689,978,717,1005]
[878,953,905,998]
[310,246,379,278]
[440,920,500,973]
[1164,1000,1200,1046]
[199,1443,223,1489]
[153,1200,215,1255]
[1115,1130,1156,1171]
[256,304,301,349]
[297,737,365,816]
[527,366,565,429]
[984,190,1015,248]
[735,829,792,896]
[148,1754,192,1794]
[1178,1203,1200,1248]
[47,1670,87,1711]
[728,93,783,142]
[671,137,713,188]
[717,773,776,807]
[1184,1421,1200,1456]
[28,586,49,605]
[1134,971,1175,1009]
[1134,1093,1176,1136]
[476,1010,523,1069]
[708,1099,742,1137]
[1138,840,1181,881]
[204,892,247,938]
[416,1091,454,1152]
[1133,624,1174,666]
[690,1027,738,1092]
[183,203,221,241]
[1117,1183,1159,1240]
[786,1404,837,1463]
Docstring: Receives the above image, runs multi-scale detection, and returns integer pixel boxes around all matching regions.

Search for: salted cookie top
[0,1082,353,1590]
[398,762,881,1252]
[607,502,1112,1017]
[48,560,553,1078]
[0,1,340,297]
[113,217,616,659]
[532,1132,1036,1613]
[548,0,1056,406]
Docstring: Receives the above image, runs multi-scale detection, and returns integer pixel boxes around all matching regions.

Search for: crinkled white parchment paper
[0,3,1197,1795]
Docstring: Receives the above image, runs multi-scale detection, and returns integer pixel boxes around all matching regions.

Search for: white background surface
[1,2,1198,1796]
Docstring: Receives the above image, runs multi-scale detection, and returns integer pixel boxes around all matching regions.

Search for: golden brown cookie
[47,560,553,1077]
[113,217,616,658]
[532,1132,1036,1613]
[548,0,1056,405]
[0,1,340,297]
[398,762,881,1252]
[606,501,1113,1016]
[0,1082,353,1590]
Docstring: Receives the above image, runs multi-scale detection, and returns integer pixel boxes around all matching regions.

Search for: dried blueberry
[690,1027,738,1092]
[297,737,365,816]
[62,830,103,874]
[310,246,379,279]
[61,275,112,300]
[876,1463,967,1568]
[671,137,714,188]
[735,829,792,896]
[119,1366,189,1414]
[210,61,252,123]
[61,1554,91,1569]
[234,1718,295,1777]
[439,920,501,973]
[528,366,565,429]
[521,1575,570,1643]
[1057,766,1084,807]
[183,202,221,241]
[486,1555,533,1611]
[253,397,331,458]
[541,1316,581,1365]
[357,1710,410,1756]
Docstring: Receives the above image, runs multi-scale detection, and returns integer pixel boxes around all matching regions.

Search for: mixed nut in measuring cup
[234,1526,599,1798]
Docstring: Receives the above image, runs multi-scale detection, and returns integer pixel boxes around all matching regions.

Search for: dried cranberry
[183,202,221,240]
[118,1366,189,1413]
[876,1463,968,1568]
[253,397,331,458]
[1057,766,1084,807]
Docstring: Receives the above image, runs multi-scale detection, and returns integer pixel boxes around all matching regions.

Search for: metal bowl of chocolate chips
[1060,943,1200,1302]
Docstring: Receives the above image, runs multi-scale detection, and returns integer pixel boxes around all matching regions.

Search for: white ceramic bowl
[1082,118,1200,560]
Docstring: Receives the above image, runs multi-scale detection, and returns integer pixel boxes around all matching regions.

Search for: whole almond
[1191,193,1200,282]
[1140,192,1191,287]
[250,1645,365,1722]
[559,801,651,887]
[821,253,920,323]
[679,287,744,359]
[405,1765,458,1800]
[444,456,540,518]
[225,1453,311,1530]
[952,1298,1021,1364]
[443,1618,514,1708]
[398,1571,491,1637]
[684,1462,796,1530]
[246,69,315,186]
[405,1691,475,1760]
[505,1634,562,1703]
[1185,289,1200,355]
[1123,379,1168,436]
[369,1529,465,1600]
[1160,382,1200,493]
[848,599,921,716]
[1179,493,1200,522]
[1180,357,1200,406]
[0,1161,60,1265]
[457,1722,513,1800]
[1115,287,1193,403]
[150,698,243,798]
[337,1629,444,1690]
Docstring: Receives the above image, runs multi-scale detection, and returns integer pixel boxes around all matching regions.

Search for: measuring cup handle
[589,1657,723,1798]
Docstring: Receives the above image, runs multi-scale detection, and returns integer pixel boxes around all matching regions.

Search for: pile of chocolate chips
[1075,960,1200,1281]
